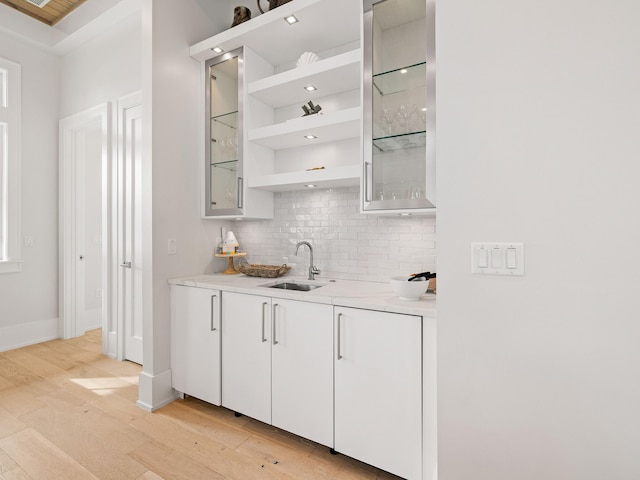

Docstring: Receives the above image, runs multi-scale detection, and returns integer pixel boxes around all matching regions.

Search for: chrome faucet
[295,241,320,280]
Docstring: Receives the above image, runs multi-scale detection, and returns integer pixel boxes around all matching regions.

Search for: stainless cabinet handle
[210,294,217,331]
[364,162,372,203]
[237,177,244,208]
[120,261,131,268]
[272,304,279,345]
[261,302,268,342]
[337,313,343,360]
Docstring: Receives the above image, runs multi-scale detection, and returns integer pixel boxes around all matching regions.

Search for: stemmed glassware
[396,103,417,133]
[382,108,396,136]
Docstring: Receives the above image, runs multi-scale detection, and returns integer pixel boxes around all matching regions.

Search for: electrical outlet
[24,236,34,247]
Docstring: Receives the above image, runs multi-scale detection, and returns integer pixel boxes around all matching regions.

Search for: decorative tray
[237,263,291,278]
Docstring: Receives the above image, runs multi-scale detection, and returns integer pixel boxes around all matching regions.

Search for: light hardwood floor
[0,330,402,480]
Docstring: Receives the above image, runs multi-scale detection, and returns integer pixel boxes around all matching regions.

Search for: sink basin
[262,281,326,292]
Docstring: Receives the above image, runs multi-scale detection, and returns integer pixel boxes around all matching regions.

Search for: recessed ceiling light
[284,15,299,25]
[212,47,224,54]
[399,213,412,216]
[304,135,317,140]
[421,107,427,111]
[304,85,317,92]
[305,184,317,188]
[400,69,408,74]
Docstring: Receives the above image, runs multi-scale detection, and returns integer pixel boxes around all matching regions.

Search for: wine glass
[396,103,417,133]
[382,108,396,135]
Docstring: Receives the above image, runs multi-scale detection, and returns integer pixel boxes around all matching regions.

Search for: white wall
[0,31,60,351]
[138,0,226,410]
[437,1,640,479]
[59,12,142,118]
[231,187,437,282]
[0,5,141,352]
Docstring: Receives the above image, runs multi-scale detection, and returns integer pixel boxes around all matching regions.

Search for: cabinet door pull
[364,162,372,203]
[337,313,343,360]
[261,302,268,342]
[237,177,244,209]
[272,304,279,345]
[210,294,218,331]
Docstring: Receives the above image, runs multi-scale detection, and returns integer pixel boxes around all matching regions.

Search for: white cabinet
[361,0,436,215]
[221,292,334,446]
[170,285,221,405]
[191,0,361,197]
[334,306,422,479]
[221,291,272,423]
[271,298,334,447]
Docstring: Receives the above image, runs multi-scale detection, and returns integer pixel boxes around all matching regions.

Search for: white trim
[0,0,141,56]
[59,103,111,340]
[136,370,178,412]
[0,317,58,353]
[0,57,21,274]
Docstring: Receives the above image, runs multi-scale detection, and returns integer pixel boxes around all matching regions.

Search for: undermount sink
[261,281,327,292]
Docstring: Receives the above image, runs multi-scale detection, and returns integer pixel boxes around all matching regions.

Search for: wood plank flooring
[0,330,402,479]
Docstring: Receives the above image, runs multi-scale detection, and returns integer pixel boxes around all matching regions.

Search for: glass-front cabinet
[205,48,243,217]
[362,0,435,213]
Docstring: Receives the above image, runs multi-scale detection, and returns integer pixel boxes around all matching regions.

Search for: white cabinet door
[221,291,272,424]
[170,285,221,405]
[271,299,334,447]
[334,307,422,480]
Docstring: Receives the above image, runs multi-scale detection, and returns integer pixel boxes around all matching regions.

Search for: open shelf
[248,165,360,192]
[190,0,360,65]
[248,49,361,108]
[248,107,360,149]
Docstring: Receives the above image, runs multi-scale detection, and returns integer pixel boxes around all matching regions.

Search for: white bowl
[390,276,428,300]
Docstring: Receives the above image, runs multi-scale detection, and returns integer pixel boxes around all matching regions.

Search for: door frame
[59,103,114,346]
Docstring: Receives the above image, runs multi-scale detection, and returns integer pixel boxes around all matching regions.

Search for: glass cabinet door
[363,0,435,212]
[205,48,243,216]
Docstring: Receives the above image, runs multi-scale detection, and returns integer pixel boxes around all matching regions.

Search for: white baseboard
[84,308,102,331]
[136,369,178,412]
[0,318,59,353]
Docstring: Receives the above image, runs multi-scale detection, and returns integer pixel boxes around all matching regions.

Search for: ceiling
[0,0,87,26]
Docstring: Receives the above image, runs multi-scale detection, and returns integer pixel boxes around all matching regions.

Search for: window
[0,57,21,273]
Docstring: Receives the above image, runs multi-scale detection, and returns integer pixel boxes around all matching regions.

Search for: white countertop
[169,274,436,318]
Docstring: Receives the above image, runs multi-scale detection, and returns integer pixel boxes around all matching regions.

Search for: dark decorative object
[301,101,322,116]
[231,6,252,27]
[257,0,293,14]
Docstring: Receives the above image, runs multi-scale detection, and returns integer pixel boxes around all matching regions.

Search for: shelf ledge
[248,165,360,192]
[248,107,361,149]
[190,0,360,66]
[248,49,361,108]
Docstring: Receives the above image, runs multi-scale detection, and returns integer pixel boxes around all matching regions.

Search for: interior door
[75,121,104,335]
[118,96,143,364]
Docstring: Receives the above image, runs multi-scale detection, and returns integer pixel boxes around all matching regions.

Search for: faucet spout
[295,241,320,280]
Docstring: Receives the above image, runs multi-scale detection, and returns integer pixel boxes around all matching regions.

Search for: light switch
[472,242,524,276]
[491,248,504,268]
[478,248,488,268]
[168,238,177,255]
[506,248,517,269]
[23,236,34,247]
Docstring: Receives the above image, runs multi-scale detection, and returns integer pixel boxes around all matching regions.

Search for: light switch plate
[472,243,524,276]
[168,238,177,255]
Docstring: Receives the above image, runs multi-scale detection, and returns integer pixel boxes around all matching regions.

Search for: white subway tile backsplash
[229,187,436,282]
